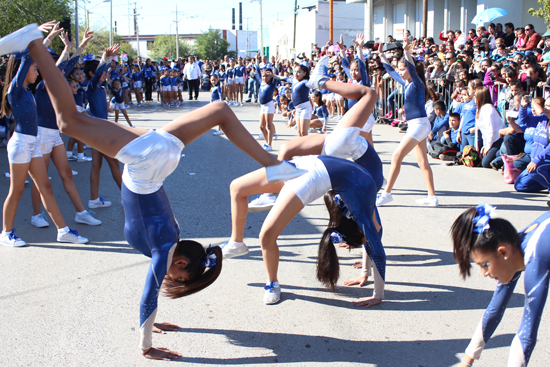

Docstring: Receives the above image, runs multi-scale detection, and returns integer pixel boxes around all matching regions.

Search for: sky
[80,0,321,37]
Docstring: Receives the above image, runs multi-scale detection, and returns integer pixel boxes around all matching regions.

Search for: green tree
[77,27,136,61]
[194,29,231,60]
[148,35,194,61]
[0,0,73,53]
[528,0,550,30]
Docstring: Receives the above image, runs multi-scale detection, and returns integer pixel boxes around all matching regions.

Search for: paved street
[1,94,549,367]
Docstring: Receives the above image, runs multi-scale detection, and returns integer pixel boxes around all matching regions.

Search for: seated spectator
[503,22,516,47]
[466,29,477,42]
[475,86,505,168]
[514,96,550,192]
[429,112,461,160]
[426,59,445,79]
[518,24,542,53]
[515,27,527,49]
[451,80,467,109]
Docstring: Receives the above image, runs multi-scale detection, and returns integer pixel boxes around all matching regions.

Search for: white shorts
[294,100,313,120]
[115,129,185,195]
[282,155,331,206]
[122,82,129,89]
[361,114,376,133]
[260,100,275,114]
[325,93,334,101]
[162,86,172,92]
[405,116,431,141]
[37,126,64,155]
[171,86,178,92]
[133,81,143,89]
[234,76,244,85]
[113,102,126,111]
[76,105,85,113]
[322,127,368,161]
[178,86,183,92]
[226,79,233,85]
[335,94,343,101]
[7,132,43,164]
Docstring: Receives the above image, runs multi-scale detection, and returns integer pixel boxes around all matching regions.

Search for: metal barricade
[371,74,405,124]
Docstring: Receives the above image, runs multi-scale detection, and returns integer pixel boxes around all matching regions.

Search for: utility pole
[293,0,298,48]
[110,0,113,46]
[422,0,428,38]
[259,0,264,56]
[75,0,80,47]
[175,5,179,61]
[329,0,333,43]
[134,5,140,57]
[128,0,131,36]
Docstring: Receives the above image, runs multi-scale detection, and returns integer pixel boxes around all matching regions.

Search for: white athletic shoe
[257,133,264,140]
[263,144,273,151]
[75,210,102,226]
[307,55,330,89]
[0,229,26,247]
[416,196,439,207]
[88,196,112,209]
[248,193,277,212]
[67,154,78,161]
[212,130,225,136]
[221,240,249,259]
[31,213,49,228]
[72,170,78,176]
[240,102,244,106]
[0,23,43,56]
[376,192,394,206]
[264,281,281,304]
[265,161,308,184]
[57,229,88,244]
[77,154,92,162]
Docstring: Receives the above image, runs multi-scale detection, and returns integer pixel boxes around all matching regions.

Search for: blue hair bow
[330,231,344,245]
[299,60,310,68]
[334,194,353,220]
[202,246,217,269]
[82,54,95,62]
[472,203,497,234]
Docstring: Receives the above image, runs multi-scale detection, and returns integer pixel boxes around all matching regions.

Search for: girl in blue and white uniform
[233,57,246,106]
[131,64,144,106]
[377,37,438,207]
[310,90,329,133]
[451,204,550,367]
[334,71,346,120]
[210,73,225,136]
[0,23,308,359]
[226,59,236,106]
[278,60,312,137]
[108,79,133,126]
[30,29,101,229]
[0,21,88,247]
[253,63,278,151]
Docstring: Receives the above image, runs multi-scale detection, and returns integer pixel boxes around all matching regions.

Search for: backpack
[502,154,524,184]
[460,145,481,167]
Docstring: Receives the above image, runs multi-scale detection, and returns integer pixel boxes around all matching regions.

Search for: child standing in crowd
[108,79,133,127]
[131,64,144,106]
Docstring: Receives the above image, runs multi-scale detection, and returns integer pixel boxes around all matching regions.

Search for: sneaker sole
[0,241,27,247]
[264,292,281,305]
[89,203,112,209]
[57,238,89,244]
[248,204,274,213]
[75,219,102,226]
[31,222,49,228]
[223,247,250,259]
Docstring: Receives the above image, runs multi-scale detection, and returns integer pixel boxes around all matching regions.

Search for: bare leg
[297,117,310,137]
[265,114,275,146]
[230,169,284,242]
[114,110,119,123]
[121,109,133,127]
[384,136,420,193]
[413,139,436,196]
[90,149,103,201]
[259,114,268,144]
[259,188,304,282]
[278,134,326,160]
[361,131,374,146]
[31,152,51,216]
[50,145,86,212]
[323,80,372,101]
[105,156,123,189]
[161,101,280,168]
[3,162,30,232]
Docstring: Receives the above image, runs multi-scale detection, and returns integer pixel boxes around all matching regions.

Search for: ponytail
[451,207,519,279]
[162,240,223,299]
[0,55,19,118]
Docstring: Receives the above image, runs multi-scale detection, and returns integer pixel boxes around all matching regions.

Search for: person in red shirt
[466,29,477,42]
[439,30,456,43]
[517,24,542,52]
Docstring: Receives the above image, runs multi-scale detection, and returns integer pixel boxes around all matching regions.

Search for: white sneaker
[77,154,92,162]
[249,193,277,212]
[257,133,264,140]
[0,229,26,247]
[265,161,308,184]
[0,23,43,56]
[88,196,112,209]
[57,229,88,244]
[376,192,393,206]
[31,213,49,228]
[416,196,439,207]
[273,134,278,140]
[264,281,281,304]
[263,144,273,151]
[67,154,78,161]
[307,55,330,89]
[221,240,249,259]
[240,102,244,106]
[75,210,102,226]
[213,130,225,136]
[72,170,78,176]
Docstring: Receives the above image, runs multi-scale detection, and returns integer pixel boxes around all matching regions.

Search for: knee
[391,150,404,165]
[38,180,53,194]
[259,227,279,249]
[229,178,245,198]
[278,142,292,160]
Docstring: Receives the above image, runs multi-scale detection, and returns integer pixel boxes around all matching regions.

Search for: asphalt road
[0,94,548,367]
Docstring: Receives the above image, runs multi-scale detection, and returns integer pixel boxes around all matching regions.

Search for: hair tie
[299,60,310,68]
[330,231,344,245]
[201,245,217,269]
[334,194,353,219]
[472,203,496,234]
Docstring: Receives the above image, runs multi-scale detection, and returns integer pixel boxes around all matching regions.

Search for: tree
[194,29,231,60]
[528,0,550,30]
[148,35,194,61]
[77,27,136,62]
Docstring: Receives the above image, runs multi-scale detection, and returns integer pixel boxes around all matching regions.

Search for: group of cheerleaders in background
[0,23,548,367]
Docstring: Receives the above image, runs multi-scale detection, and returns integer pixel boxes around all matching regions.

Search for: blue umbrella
[471,8,509,24]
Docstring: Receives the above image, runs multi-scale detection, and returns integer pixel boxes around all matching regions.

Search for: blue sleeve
[357,58,370,87]
[12,54,33,94]
[341,57,352,80]
[92,62,109,86]
[382,62,405,86]
[255,64,262,84]
[481,274,520,343]
[63,55,81,76]
[406,60,423,90]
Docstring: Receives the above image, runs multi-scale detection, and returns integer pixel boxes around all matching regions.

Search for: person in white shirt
[183,56,201,100]
[475,86,505,168]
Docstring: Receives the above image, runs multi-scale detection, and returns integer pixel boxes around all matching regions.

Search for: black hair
[312,90,325,106]
[83,60,100,80]
[451,207,519,278]
[433,100,446,111]
[505,22,514,30]
[317,190,365,291]
[298,64,310,80]
[449,112,460,120]
[0,55,20,118]
[162,240,223,298]
[398,57,428,101]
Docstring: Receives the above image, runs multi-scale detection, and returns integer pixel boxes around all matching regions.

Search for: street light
[249,0,263,56]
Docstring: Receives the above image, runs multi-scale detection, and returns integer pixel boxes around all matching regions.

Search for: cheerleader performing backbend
[451,205,550,367]
[0,24,308,359]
